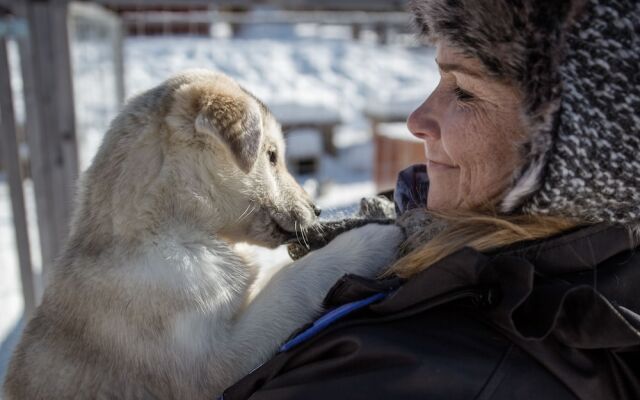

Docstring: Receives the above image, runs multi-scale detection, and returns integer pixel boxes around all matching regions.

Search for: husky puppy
[3,70,403,399]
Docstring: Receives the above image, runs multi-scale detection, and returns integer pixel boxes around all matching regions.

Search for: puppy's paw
[327,224,405,278]
[357,196,396,219]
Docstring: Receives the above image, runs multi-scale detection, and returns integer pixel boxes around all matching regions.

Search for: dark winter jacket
[223,223,640,400]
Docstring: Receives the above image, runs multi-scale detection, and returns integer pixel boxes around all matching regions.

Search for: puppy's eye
[268,149,278,165]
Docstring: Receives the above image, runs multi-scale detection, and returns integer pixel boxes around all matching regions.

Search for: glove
[287,196,396,261]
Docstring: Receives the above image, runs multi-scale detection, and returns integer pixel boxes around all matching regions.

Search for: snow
[0,32,438,385]
[285,129,323,158]
[0,182,25,344]
[270,102,342,125]
[377,122,422,142]
[364,98,424,121]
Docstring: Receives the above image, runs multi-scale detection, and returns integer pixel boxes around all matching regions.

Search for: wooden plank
[13,0,79,283]
[12,3,57,285]
[120,10,411,26]
[95,0,405,10]
[269,0,406,10]
[0,36,37,317]
[50,1,79,245]
[16,2,59,284]
[0,128,3,171]
[0,1,12,13]
[96,0,248,6]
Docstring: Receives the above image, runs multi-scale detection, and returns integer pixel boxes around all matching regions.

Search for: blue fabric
[278,292,389,352]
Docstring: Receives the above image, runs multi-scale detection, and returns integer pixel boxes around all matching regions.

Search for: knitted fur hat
[410,0,640,224]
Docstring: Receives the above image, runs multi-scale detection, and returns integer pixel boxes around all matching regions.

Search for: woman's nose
[407,98,441,141]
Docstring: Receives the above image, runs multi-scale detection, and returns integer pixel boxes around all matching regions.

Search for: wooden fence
[0,31,37,316]
[1,0,80,317]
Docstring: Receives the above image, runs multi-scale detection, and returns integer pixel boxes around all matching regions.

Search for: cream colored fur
[3,70,403,399]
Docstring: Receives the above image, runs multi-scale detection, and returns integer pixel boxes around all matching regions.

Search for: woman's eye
[454,87,474,102]
[268,150,278,165]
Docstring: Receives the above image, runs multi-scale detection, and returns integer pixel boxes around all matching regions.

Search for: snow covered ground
[0,32,437,386]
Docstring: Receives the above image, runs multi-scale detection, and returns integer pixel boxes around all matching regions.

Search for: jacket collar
[491,223,632,275]
[324,223,640,349]
[327,223,632,310]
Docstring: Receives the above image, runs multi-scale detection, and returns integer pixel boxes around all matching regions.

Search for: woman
[223,0,640,398]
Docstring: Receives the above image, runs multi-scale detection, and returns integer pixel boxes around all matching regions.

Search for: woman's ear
[195,95,263,173]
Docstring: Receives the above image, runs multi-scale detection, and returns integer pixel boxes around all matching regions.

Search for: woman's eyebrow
[435,58,484,78]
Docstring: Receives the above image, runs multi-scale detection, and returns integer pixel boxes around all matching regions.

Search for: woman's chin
[426,182,453,210]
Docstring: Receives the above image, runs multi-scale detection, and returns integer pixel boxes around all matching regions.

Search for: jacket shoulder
[223,305,575,400]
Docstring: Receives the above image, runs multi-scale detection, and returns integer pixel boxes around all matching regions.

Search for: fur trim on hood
[410,0,640,224]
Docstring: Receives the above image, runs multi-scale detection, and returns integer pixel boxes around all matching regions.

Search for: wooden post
[351,24,361,41]
[320,125,337,156]
[0,36,37,317]
[13,0,79,284]
[375,23,388,45]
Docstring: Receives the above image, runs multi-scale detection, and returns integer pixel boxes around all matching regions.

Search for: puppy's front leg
[223,224,404,388]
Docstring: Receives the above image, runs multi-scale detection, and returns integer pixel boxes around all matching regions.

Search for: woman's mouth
[427,159,457,170]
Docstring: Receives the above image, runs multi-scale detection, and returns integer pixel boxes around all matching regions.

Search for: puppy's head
[164,70,319,247]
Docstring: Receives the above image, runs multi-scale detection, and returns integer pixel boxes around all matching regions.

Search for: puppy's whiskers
[311,222,325,235]
[244,206,257,222]
[237,203,253,223]
[295,221,303,247]
[300,225,310,249]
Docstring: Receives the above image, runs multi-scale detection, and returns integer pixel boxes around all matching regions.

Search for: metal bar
[0,36,36,317]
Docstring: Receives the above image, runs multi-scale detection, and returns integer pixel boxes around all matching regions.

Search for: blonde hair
[387,211,580,278]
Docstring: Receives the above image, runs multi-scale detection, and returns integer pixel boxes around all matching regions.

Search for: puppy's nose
[312,204,322,217]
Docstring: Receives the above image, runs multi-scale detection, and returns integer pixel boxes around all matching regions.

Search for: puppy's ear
[195,95,263,173]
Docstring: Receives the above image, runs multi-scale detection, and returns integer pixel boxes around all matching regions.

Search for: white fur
[3,70,405,400]
[500,158,545,212]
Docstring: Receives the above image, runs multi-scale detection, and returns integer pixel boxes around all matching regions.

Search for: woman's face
[407,43,526,211]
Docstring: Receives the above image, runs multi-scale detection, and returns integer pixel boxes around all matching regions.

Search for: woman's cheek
[441,111,475,166]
